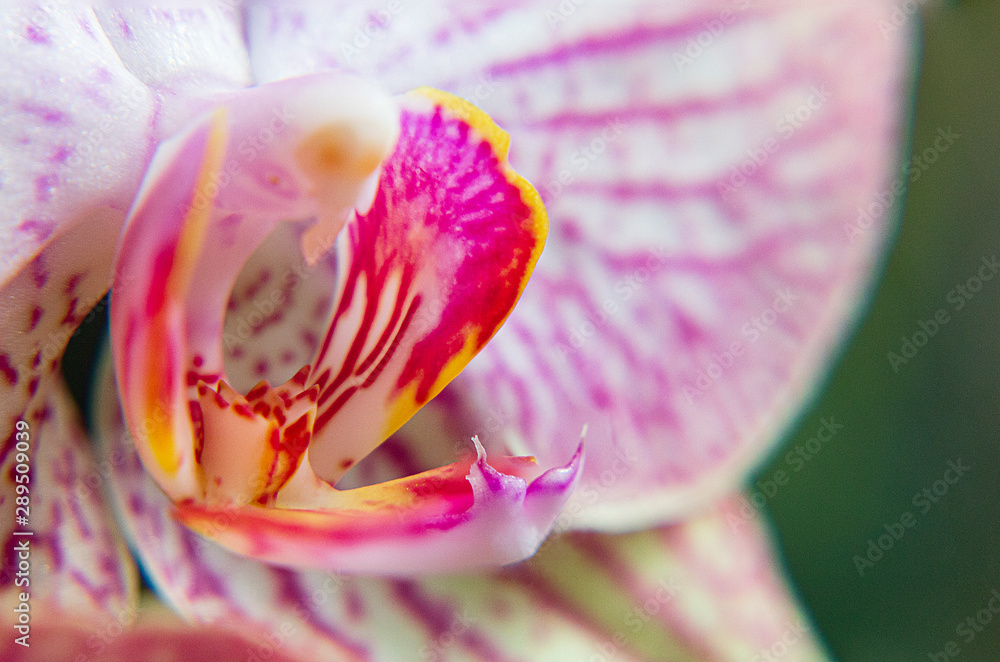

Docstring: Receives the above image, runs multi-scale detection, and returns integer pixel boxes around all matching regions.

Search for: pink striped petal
[96,369,825,661]
[174,436,582,574]
[524,496,831,662]
[249,2,915,528]
[109,73,564,572]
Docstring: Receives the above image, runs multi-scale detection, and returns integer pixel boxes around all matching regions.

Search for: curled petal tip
[525,438,585,516]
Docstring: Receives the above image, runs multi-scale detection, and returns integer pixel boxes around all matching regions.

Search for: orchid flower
[0,3,913,661]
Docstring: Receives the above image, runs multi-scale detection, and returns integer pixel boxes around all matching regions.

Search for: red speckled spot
[27,306,43,331]
[0,355,19,386]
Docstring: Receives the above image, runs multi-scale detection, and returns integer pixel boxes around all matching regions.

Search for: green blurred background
[763,1,1000,659]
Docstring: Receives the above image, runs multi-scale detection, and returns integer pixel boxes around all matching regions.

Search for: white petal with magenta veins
[286,2,917,530]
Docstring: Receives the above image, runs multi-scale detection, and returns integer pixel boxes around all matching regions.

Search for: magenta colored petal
[98,348,581,574]
[251,3,915,528]
[96,366,827,661]
[300,88,547,485]
[174,437,582,575]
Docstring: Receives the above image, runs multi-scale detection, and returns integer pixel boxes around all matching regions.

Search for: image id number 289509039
[12,419,32,648]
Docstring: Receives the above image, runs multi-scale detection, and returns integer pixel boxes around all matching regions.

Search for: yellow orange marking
[380,332,480,441]
[166,108,229,300]
[141,320,182,474]
[142,109,229,475]
[296,123,386,179]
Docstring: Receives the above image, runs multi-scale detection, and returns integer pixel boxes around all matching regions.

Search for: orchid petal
[0,376,138,623]
[93,7,251,93]
[0,8,164,620]
[525,496,830,662]
[0,7,157,280]
[301,87,548,485]
[91,7,253,134]
[110,71,398,499]
[250,3,915,528]
[109,72,563,572]
[174,435,582,575]
[97,371,825,661]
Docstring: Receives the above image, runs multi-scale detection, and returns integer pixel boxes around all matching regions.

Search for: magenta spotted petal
[0,9,279,617]
[0,376,138,624]
[0,8,156,278]
[248,2,915,528]
[0,8,166,622]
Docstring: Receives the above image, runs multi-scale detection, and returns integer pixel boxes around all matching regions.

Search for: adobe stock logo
[684,287,800,403]
[543,118,628,201]
[338,0,404,61]
[888,254,999,372]
[556,246,668,357]
[845,127,960,243]
[727,416,843,532]
[928,587,1000,661]
[717,86,832,201]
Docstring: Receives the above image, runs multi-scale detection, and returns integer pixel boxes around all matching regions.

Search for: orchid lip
[108,71,567,572]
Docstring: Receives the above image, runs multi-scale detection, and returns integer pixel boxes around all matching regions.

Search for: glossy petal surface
[94,7,251,93]
[92,7,253,136]
[248,1,914,528]
[0,8,156,280]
